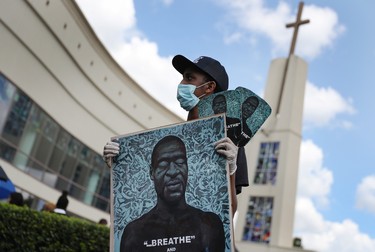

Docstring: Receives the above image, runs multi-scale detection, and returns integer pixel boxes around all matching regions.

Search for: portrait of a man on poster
[111,115,233,252]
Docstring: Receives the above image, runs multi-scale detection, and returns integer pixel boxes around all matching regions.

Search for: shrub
[0,203,109,251]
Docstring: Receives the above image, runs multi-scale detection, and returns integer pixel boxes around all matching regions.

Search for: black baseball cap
[172,55,229,92]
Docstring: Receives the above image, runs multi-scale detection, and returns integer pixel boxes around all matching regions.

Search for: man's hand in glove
[214,137,238,175]
[102,139,119,168]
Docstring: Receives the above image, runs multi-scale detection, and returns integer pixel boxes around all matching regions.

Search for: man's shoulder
[186,206,225,239]
[187,205,222,223]
[202,210,222,223]
[122,219,141,235]
[123,208,157,233]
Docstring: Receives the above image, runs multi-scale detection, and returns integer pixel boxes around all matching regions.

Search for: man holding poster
[103,54,254,252]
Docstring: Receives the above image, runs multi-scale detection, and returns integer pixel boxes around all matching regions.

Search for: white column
[235,55,308,250]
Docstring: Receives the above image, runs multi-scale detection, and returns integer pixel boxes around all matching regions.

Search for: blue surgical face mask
[177,82,208,111]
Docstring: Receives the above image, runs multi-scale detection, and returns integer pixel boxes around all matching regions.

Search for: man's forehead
[155,141,186,156]
[183,67,207,76]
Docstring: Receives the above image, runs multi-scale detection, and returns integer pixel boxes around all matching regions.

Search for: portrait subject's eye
[158,160,169,169]
[174,158,186,166]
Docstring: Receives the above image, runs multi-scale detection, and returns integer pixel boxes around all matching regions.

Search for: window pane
[48,147,65,173]
[42,116,59,142]
[242,196,273,244]
[26,159,45,180]
[67,138,81,157]
[93,195,109,212]
[55,155,77,190]
[72,163,90,188]
[55,175,70,192]
[70,182,85,201]
[49,129,71,173]
[0,74,16,132]
[30,113,59,165]
[28,105,43,130]
[83,169,100,205]
[254,142,280,185]
[2,91,32,145]
[97,170,110,198]
[56,130,71,150]
[13,105,42,170]
[94,170,110,211]
[79,146,93,165]
[0,139,16,162]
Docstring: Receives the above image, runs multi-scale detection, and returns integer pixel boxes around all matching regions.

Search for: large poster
[111,115,233,252]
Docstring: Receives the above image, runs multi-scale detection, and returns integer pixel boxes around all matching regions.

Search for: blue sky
[76,1,375,251]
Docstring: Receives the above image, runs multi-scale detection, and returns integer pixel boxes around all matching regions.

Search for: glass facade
[242,196,273,243]
[253,142,280,185]
[0,73,110,212]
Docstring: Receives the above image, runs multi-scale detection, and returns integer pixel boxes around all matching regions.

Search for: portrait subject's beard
[163,179,186,204]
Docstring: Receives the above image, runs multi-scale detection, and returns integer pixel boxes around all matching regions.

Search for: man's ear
[205,81,217,95]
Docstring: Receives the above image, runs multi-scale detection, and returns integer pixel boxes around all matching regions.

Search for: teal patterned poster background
[111,115,232,251]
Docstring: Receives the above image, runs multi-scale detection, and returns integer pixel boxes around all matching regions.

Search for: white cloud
[76,0,139,49]
[161,0,174,6]
[298,140,333,207]
[356,175,375,215]
[218,0,291,48]
[112,37,185,118]
[303,81,356,129]
[300,5,345,59]
[217,0,345,59]
[223,32,244,45]
[295,197,375,252]
[76,0,186,119]
[295,197,325,233]
[295,141,375,252]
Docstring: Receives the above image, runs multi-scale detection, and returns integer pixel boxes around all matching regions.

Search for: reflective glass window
[242,196,273,244]
[254,142,279,185]
[2,91,32,145]
[0,74,16,132]
[0,139,16,162]
[0,75,110,212]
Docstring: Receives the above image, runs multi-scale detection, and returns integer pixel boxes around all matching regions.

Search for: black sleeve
[235,147,249,194]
